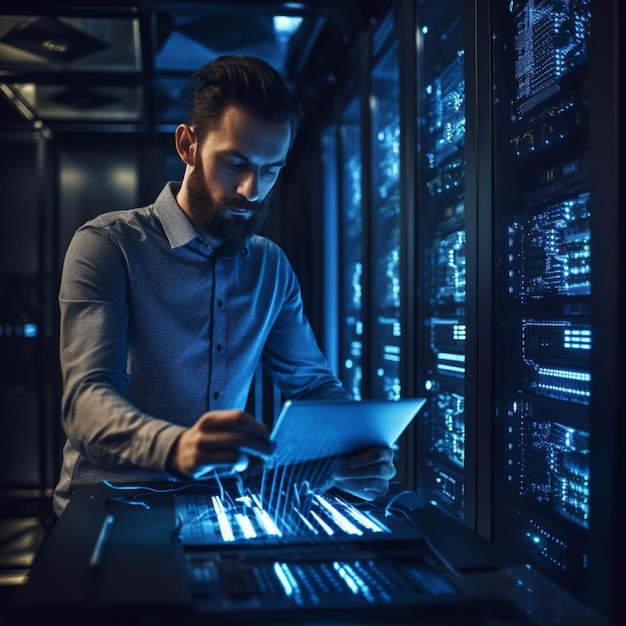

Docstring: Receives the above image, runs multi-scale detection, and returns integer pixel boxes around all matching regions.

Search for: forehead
[201,105,291,163]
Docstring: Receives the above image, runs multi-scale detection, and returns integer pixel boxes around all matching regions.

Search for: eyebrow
[224,149,287,168]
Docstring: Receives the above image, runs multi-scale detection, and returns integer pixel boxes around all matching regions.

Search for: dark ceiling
[0,0,389,134]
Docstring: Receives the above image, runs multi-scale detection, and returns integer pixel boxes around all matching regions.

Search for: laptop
[175,398,513,620]
[174,398,426,549]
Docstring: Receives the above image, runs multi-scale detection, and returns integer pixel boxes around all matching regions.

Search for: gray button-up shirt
[54,182,349,515]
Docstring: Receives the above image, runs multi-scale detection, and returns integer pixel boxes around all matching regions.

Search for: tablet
[268,397,426,466]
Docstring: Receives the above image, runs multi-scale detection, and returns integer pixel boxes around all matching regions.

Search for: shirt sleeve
[260,251,352,401]
[59,224,184,474]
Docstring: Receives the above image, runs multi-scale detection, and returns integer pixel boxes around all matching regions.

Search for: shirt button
[216,344,222,351]
[217,300,223,307]
[213,391,219,399]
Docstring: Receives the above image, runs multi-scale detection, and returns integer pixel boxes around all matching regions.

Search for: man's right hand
[167,410,274,478]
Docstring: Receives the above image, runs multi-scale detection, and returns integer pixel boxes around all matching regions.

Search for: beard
[186,159,270,251]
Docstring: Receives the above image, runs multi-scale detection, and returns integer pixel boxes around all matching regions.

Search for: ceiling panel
[0,3,319,131]
[0,15,141,71]
[7,82,143,122]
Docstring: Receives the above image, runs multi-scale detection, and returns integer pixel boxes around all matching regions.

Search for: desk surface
[11,481,608,626]
[15,483,190,622]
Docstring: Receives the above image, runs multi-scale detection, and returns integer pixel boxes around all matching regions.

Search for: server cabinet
[333,0,470,509]
[337,9,404,402]
[338,94,364,400]
[490,0,622,620]
[369,14,402,400]
[327,0,621,621]
[491,0,593,602]
[413,0,468,523]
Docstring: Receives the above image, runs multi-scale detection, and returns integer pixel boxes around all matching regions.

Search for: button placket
[211,260,227,404]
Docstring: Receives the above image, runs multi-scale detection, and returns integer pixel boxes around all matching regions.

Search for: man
[53,55,395,517]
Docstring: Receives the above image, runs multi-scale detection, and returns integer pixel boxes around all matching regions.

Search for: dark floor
[0,491,55,626]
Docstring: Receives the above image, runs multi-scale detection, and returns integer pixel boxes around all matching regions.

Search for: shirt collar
[153,182,198,249]
[153,182,249,257]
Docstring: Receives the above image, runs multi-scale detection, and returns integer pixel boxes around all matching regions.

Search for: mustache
[214,198,264,213]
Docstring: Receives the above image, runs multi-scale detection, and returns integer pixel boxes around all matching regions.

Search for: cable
[384,503,466,586]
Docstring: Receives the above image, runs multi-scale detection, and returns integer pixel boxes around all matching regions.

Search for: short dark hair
[187,55,303,148]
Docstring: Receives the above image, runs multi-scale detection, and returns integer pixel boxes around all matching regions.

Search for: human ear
[174,124,197,166]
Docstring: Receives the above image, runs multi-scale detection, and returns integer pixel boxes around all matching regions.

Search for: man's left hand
[332,447,396,501]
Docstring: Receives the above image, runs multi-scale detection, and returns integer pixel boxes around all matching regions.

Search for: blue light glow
[273,15,303,36]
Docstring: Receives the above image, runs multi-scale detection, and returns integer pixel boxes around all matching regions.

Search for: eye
[261,166,281,179]
[224,157,246,170]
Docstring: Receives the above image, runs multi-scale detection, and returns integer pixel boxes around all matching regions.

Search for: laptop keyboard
[175,488,396,547]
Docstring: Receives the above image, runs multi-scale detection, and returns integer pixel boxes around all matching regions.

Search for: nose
[237,170,260,202]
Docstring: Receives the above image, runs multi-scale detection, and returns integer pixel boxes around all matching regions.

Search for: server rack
[491,0,593,604]
[338,93,364,400]
[369,13,402,401]
[413,0,469,525]
[325,0,622,622]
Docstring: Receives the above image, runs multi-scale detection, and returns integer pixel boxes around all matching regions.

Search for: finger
[197,410,270,438]
[347,447,395,469]
[334,477,390,501]
[195,417,274,458]
[334,457,396,481]
[192,452,249,479]
[335,463,396,481]
[194,448,247,467]
[196,432,274,460]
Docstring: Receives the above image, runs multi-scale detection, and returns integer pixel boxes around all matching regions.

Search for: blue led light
[23,323,38,338]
